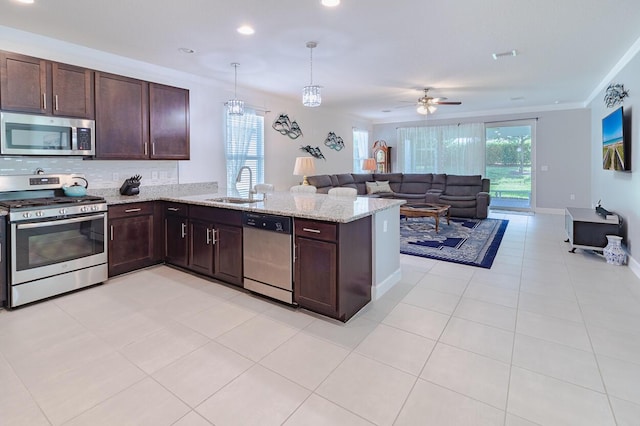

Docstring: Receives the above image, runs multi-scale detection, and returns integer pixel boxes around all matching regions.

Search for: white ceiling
[2,0,640,122]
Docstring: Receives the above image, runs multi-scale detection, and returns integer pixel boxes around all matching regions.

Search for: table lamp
[362,158,376,173]
[293,156,316,185]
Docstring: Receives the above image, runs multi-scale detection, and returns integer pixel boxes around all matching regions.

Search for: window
[352,129,369,172]
[397,123,485,175]
[225,108,264,196]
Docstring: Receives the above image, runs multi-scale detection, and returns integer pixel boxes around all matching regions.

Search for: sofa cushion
[365,181,393,194]
[443,174,483,196]
[351,174,375,195]
[431,174,447,191]
[439,194,478,208]
[373,173,403,192]
[400,173,432,194]
[306,175,334,194]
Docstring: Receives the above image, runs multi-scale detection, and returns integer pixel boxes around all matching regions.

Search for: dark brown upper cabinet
[0,51,94,119]
[95,74,190,160]
[150,83,190,160]
[95,72,150,159]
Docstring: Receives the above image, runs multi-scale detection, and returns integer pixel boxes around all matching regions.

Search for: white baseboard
[628,254,640,280]
[372,268,402,300]
[534,207,565,215]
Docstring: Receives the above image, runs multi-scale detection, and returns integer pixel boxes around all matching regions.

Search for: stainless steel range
[0,174,108,308]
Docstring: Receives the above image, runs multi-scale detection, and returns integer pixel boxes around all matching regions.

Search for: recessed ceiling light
[321,0,340,6]
[178,47,195,54]
[15,0,35,4]
[237,25,255,35]
[492,49,518,60]
[510,96,525,101]
[381,109,391,113]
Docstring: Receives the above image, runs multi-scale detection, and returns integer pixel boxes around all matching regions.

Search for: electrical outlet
[151,171,158,180]
[570,194,575,200]
[112,172,119,181]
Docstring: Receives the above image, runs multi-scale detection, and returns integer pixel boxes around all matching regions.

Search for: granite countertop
[92,183,405,223]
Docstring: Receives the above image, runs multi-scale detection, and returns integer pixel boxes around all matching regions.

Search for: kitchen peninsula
[100,185,404,322]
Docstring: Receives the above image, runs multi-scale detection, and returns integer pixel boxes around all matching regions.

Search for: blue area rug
[400,216,509,268]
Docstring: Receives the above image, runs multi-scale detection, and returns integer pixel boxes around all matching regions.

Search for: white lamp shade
[362,158,377,171]
[293,157,316,184]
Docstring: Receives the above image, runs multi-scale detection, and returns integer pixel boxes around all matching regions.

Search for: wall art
[300,145,325,160]
[272,114,303,139]
[324,132,344,151]
[604,83,629,108]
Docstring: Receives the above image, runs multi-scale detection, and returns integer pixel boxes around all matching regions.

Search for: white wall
[589,50,640,264]
[372,108,592,211]
[0,25,371,191]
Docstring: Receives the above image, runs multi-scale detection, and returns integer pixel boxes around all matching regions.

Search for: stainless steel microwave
[0,112,95,156]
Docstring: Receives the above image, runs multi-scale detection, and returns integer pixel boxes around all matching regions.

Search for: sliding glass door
[485,120,535,211]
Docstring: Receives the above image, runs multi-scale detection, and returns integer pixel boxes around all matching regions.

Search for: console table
[565,207,621,253]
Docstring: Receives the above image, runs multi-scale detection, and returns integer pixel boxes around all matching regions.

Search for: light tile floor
[1,212,640,425]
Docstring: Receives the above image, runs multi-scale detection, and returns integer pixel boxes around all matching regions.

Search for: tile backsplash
[0,157,179,188]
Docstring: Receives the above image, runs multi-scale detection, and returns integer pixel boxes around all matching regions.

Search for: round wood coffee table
[399,203,451,232]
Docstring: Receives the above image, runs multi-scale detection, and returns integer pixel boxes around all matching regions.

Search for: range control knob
[35,211,45,217]
[80,206,89,212]
[59,208,67,215]
[91,205,99,211]
[22,212,31,218]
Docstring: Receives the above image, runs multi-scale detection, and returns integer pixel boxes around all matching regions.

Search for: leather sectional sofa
[307,173,491,219]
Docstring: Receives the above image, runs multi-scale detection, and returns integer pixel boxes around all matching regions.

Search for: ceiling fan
[415,88,462,115]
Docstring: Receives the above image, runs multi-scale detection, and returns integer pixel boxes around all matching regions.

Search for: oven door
[10,213,107,285]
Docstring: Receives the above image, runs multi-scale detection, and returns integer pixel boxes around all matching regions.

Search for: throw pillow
[366,180,393,194]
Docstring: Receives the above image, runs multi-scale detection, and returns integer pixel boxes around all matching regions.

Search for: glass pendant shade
[302,41,321,107]
[302,85,321,107]
[226,63,244,115]
[226,99,245,115]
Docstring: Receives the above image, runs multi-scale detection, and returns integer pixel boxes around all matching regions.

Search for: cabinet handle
[167,207,180,212]
[212,229,218,244]
[42,93,46,109]
[206,228,212,245]
[0,242,2,263]
[152,142,156,156]
[124,208,141,213]
[110,225,114,241]
[302,228,321,233]
[144,143,148,156]
[54,95,59,111]
[181,222,187,238]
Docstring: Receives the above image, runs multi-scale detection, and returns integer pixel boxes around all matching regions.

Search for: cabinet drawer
[190,205,242,226]
[164,202,188,217]
[109,202,154,218]
[295,219,337,242]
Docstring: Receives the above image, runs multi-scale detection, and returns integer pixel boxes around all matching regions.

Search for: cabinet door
[0,52,49,114]
[189,219,214,276]
[95,72,149,159]
[294,237,337,316]
[52,62,94,119]
[165,215,189,267]
[213,224,243,285]
[150,83,190,160]
[108,214,155,276]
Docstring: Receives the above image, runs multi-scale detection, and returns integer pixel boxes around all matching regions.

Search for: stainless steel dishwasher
[242,212,294,304]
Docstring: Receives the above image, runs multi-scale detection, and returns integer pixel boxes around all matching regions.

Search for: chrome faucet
[235,166,255,200]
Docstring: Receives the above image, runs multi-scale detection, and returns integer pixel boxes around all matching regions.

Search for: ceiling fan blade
[434,101,462,105]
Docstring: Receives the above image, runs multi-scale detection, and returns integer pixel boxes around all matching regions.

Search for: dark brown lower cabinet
[164,203,189,268]
[294,216,372,322]
[164,204,243,286]
[108,202,162,277]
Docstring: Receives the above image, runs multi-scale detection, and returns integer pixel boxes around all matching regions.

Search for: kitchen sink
[207,197,258,204]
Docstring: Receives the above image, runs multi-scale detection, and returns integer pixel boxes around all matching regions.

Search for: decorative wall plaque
[272,114,303,139]
[324,132,344,151]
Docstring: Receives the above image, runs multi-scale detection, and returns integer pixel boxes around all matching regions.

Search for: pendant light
[302,41,321,107]
[226,63,244,115]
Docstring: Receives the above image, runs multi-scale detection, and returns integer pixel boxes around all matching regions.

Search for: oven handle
[16,213,106,229]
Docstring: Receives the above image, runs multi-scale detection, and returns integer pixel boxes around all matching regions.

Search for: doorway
[485,120,535,211]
